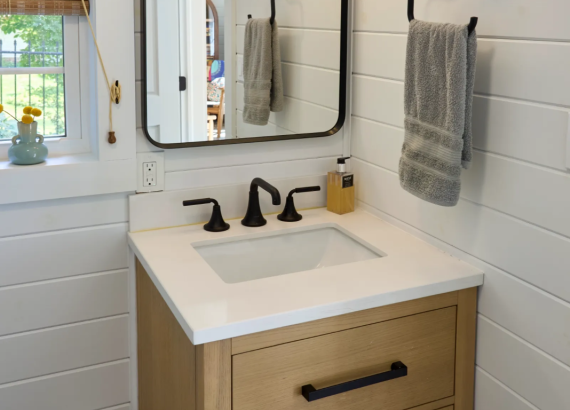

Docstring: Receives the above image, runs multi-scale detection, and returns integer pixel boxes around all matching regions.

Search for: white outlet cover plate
[137,152,165,193]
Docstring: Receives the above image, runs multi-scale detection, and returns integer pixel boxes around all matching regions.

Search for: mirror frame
[141,0,349,149]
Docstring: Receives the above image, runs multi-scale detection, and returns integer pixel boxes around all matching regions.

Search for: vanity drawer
[233,307,456,410]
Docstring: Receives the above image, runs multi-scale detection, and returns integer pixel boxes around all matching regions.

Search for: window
[0,15,87,153]
[0,1,136,207]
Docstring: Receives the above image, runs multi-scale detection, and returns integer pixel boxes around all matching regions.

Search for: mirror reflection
[143,0,344,145]
[206,0,226,139]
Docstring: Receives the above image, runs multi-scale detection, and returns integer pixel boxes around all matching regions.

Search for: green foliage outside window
[0,15,65,140]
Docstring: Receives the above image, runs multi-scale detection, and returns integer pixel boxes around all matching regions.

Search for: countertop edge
[190,274,484,345]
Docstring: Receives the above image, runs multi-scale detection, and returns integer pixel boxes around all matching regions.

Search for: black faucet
[183,198,230,232]
[241,178,281,227]
[277,186,321,222]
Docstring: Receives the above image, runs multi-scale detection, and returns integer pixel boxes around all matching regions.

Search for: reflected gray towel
[243,18,284,126]
[399,20,477,207]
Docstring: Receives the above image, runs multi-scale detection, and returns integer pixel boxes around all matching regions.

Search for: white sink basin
[193,224,385,284]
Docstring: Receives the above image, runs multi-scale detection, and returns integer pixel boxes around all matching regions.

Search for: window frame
[0,15,91,159]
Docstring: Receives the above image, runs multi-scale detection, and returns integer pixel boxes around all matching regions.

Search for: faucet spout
[242,178,282,227]
[250,178,281,205]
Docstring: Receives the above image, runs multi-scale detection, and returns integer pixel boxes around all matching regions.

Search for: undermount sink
[193,224,385,284]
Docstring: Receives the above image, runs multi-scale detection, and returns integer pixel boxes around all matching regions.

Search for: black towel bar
[407,0,478,35]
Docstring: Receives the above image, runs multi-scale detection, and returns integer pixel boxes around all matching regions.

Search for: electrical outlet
[137,152,165,193]
[143,162,157,187]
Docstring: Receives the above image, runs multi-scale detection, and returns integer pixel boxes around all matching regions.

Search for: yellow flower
[23,106,33,115]
[31,108,42,117]
[0,104,3,114]
[21,115,34,124]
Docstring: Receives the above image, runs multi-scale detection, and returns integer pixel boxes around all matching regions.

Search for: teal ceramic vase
[8,122,48,165]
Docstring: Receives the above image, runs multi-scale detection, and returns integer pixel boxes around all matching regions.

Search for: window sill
[0,136,91,159]
[0,152,96,170]
[0,153,136,205]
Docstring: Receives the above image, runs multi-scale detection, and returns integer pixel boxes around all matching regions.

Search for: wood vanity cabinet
[136,260,477,410]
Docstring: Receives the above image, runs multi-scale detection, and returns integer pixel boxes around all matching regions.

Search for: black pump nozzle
[277,186,321,222]
[336,157,351,173]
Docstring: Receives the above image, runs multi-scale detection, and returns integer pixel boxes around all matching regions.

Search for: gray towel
[399,20,477,207]
[243,18,284,126]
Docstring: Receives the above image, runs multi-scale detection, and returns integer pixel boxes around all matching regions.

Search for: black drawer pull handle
[301,361,408,402]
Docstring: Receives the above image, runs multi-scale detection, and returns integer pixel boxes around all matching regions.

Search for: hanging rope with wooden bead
[80,0,122,144]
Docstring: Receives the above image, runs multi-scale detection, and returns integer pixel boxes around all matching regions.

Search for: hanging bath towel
[399,20,477,207]
[243,18,284,126]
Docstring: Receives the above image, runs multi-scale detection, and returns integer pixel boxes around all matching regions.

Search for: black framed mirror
[141,0,348,148]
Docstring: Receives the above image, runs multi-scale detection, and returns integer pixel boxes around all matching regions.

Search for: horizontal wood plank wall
[353,36,570,171]
[0,360,130,410]
[477,316,570,410]
[0,315,129,384]
[0,193,128,238]
[354,0,570,39]
[236,83,339,135]
[0,223,128,287]
[0,195,131,409]
[234,0,341,138]
[351,1,570,409]
[0,270,129,336]
[235,0,341,29]
[281,64,340,110]
[103,405,132,410]
[165,160,332,193]
[235,113,293,139]
[474,368,538,410]
[236,26,341,71]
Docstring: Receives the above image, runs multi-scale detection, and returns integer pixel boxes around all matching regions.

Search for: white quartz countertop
[128,209,484,345]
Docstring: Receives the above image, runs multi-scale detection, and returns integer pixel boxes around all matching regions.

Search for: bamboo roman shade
[0,0,89,16]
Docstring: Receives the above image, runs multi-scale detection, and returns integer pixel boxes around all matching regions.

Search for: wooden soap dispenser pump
[327,157,355,215]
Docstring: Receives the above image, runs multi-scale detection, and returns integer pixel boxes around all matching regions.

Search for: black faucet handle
[183,198,229,232]
[278,186,322,222]
[288,186,321,197]
[183,198,219,207]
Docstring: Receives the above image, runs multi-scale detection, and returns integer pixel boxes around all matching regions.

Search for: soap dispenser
[327,157,354,215]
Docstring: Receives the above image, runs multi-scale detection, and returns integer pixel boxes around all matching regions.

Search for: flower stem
[3,111,18,122]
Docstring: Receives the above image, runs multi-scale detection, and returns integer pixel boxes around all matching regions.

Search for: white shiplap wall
[351,1,570,409]
[234,0,341,138]
[0,194,131,410]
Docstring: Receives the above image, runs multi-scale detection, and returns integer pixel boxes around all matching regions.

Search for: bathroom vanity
[129,208,483,410]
